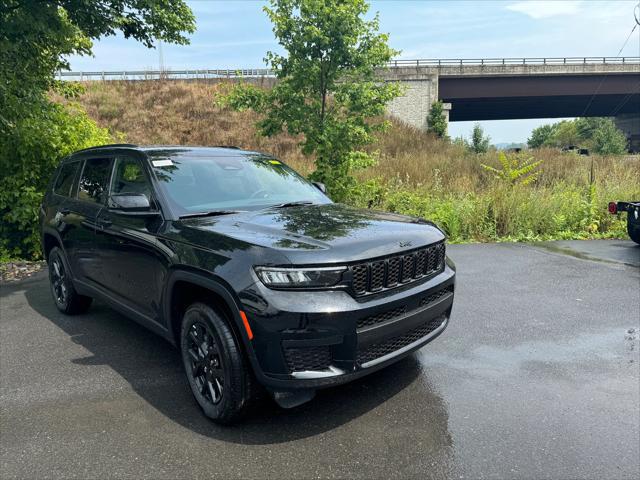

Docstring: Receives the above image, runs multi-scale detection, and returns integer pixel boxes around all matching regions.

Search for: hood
[178,203,445,264]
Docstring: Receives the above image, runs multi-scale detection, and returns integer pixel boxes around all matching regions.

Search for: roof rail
[212,145,241,149]
[73,143,139,153]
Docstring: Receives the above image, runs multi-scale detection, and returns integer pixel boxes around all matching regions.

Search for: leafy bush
[481,152,542,185]
[0,101,111,259]
[470,123,490,154]
[348,179,631,243]
[426,101,448,139]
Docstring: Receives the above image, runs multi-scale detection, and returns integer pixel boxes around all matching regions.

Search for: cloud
[506,0,582,19]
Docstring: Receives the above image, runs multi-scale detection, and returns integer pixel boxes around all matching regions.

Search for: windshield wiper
[271,200,317,209]
[179,210,244,219]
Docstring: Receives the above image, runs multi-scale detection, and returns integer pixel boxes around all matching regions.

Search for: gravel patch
[0,260,47,283]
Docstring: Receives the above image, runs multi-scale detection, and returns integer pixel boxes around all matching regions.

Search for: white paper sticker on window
[152,159,174,167]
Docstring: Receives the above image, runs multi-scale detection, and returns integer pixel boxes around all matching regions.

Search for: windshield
[150,152,331,214]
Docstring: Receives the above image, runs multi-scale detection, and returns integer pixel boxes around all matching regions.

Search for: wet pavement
[1,240,639,479]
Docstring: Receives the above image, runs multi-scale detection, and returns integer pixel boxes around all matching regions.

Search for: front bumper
[239,262,455,391]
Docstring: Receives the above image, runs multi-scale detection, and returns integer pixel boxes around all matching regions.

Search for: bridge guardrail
[58,57,640,80]
[390,56,640,67]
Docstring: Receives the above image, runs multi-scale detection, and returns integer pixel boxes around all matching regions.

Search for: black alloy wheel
[186,321,225,404]
[47,247,92,315]
[50,254,68,307]
[180,302,256,424]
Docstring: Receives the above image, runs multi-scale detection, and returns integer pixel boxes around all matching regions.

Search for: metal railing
[389,56,640,67]
[58,57,640,80]
[57,68,275,80]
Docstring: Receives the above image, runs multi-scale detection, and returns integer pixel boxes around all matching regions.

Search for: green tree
[527,117,627,154]
[1,1,196,258]
[548,120,580,148]
[221,0,401,201]
[470,123,490,154]
[1,1,195,131]
[426,101,447,138]
[591,119,628,155]
[527,123,557,149]
[575,117,607,142]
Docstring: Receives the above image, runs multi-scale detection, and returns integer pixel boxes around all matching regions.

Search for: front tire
[180,303,254,424]
[48,247,92,315]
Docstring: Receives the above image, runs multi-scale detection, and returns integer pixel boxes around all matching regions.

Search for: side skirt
[74,279,173,343]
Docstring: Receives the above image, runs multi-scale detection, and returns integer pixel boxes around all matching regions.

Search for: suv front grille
[283,346,331,373]
[357,316,446,365]
[350,242,445,296]
[357,284,453,330]
[357,305,406,329]
[419,285,454,307]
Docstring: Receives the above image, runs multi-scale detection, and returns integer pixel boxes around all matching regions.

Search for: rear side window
[53,162,80,197]
[78,157,112,204]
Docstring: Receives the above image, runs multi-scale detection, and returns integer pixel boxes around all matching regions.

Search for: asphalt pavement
[1,240,639,479]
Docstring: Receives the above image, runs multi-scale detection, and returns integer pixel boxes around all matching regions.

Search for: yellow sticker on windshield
[269,160,282,165]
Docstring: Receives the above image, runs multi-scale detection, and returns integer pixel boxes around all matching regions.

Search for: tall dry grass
[72,80,638,192]
[69,80,309,167]
[68,80,640,241]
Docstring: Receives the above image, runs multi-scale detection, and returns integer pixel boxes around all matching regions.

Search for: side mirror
[109,193,159,215]
[312,182,327,194]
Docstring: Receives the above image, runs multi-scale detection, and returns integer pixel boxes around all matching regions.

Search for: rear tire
[180,302,255,424]
[48,247,92,315]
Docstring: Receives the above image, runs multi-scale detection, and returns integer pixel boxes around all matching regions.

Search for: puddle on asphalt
[417,328,640,378]
[533,243,618,265]
[531,242,639,268]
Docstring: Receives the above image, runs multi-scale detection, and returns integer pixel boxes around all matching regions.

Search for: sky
[68,0,640,144]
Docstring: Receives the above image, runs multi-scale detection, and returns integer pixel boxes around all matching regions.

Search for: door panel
[95,155,168,321]
[59,157,112,284]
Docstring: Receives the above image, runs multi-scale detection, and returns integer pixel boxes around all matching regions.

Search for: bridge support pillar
[382,69,441,131]
[614,113,640,153]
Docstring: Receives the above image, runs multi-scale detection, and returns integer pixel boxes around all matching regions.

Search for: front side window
[110,156,152,198]
[78,157,112,204]
[53,162,80,197]
[151,153,330,214]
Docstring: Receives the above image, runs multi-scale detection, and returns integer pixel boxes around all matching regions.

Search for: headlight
[255,266,346,288]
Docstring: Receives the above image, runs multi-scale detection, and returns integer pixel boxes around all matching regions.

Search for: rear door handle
[97,219,112,228]
[59,208,70,215]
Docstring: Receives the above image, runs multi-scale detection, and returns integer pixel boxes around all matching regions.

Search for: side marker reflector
[239,311,253,340]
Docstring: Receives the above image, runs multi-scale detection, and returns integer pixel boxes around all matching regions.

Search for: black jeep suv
[40,144,455,423]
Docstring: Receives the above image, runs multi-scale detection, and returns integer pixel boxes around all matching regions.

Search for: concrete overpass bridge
[379,57,640,149]
[60,57,640,148]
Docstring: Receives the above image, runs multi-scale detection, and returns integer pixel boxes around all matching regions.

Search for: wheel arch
[42,230,62,261]
[164,270,260,372]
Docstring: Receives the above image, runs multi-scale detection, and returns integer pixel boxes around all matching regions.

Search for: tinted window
[110,156,151,198]
[78,157,112,204]
[53,162,80,197]
[151,154,330,213]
